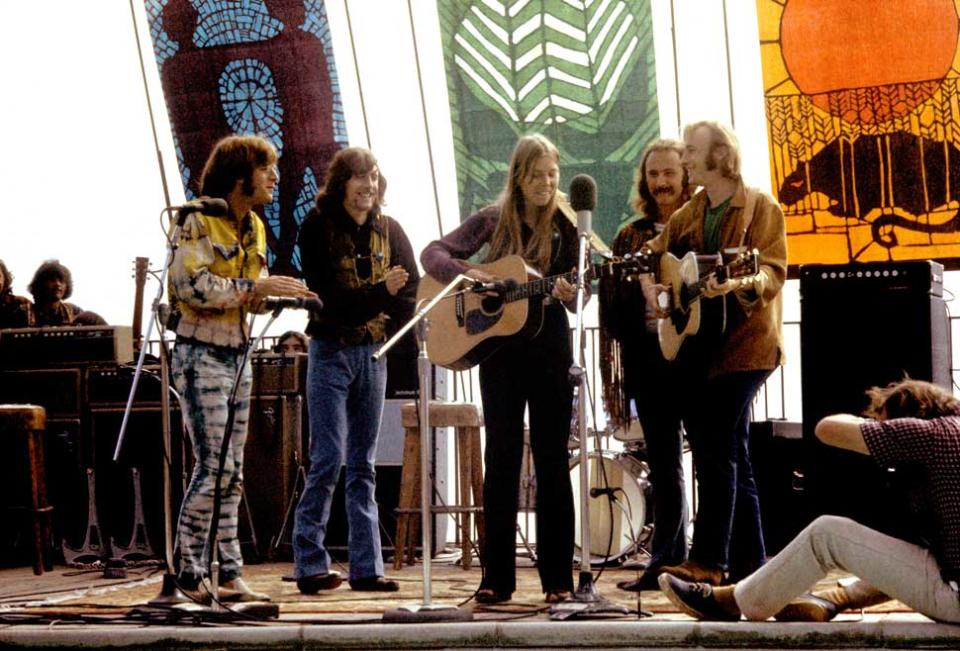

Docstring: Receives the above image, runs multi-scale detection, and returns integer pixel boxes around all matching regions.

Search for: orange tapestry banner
[757,0,960,269]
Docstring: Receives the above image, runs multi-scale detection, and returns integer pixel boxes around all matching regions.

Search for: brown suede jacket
[643,181,787,378]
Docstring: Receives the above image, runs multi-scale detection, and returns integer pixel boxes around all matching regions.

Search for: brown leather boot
[658,560,725,586]
[819,580,891,612]
[775,580,890,622]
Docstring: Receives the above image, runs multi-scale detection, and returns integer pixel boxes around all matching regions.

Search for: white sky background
[1,1,955,420]
[0,0,778,328]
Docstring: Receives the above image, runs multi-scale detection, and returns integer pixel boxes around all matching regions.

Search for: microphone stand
[550,226,628,621]
[375,274,473,623]
[112,208,184,605]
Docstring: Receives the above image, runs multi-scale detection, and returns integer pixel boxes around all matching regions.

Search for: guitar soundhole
[671,309,690,333]
[480,295,504,314]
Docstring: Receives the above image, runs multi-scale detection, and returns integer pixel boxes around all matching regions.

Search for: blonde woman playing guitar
[421,134,580,606]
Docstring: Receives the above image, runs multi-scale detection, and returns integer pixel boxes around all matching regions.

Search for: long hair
[631,138,691,218]
[485,134,560,273]
[199,134,278,199]
[315,147,387,213]
[28,259,73,301]
[863,378,960,420]
[683,120,741,180]
[0,258,11,296]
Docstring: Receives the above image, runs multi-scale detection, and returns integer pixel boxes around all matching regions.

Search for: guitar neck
[683,256,753,304]
[496,255,647,303]
[502,269,581,303]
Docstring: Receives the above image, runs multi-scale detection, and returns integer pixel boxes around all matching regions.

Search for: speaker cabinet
[242,394,303,560]
[749,421,807,555]
[800,261,949,534]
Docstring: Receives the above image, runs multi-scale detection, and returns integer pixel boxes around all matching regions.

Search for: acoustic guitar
[419,253,652,370]
[657,249,759,361]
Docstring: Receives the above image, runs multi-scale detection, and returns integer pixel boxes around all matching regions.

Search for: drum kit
[569,419,653,565]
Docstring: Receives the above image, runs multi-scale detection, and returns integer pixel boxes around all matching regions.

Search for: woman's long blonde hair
[485,134,561,273]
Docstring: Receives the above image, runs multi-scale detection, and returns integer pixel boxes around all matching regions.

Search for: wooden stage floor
[1,550,947,651]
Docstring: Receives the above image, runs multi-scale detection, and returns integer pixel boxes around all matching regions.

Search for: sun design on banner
[440,0,659,244]
[758,0,960,268]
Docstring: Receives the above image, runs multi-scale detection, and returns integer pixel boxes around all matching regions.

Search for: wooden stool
[0,404,53,575]
[394,401,484,570]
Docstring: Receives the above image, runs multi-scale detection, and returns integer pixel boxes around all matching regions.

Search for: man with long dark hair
[27,260,83,327]
[0,259,31,329]
[661,379,960,624]
[293,147,418,594]
[170,134,314,602]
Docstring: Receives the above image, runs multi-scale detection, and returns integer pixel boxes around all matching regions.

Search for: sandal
[545,589,572,604]
[475,588,511,604]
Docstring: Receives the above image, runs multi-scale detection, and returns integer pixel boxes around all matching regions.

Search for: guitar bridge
[455,293,465,327]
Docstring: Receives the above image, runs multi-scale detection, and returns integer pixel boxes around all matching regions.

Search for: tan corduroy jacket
[644,181,787,378]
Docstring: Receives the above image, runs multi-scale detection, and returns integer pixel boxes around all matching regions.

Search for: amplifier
[800,260,943,297]
[0,368,82,418]
[87,365,167,406]
[251,354,305,395]
[0,326,134,367]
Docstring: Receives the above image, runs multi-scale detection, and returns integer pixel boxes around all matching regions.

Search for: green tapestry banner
[438,0,660,244]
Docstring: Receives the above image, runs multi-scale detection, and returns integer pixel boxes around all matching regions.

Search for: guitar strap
[738,186,758,253]
[718,186,758,338]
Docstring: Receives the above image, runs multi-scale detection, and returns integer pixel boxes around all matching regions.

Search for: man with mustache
[599,139,692,591]
[27,260,84,327]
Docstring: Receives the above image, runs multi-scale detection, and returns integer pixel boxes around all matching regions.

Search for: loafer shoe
[296,571,343,594]
[475,587,512,604]
[658,560,725,586]
[774,593,838,622]
[658,573,739,621]
[221,577,271,602]
[617,570,662,592]
[349,576,399,592]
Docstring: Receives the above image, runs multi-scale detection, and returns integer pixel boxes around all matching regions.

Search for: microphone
[169,197,230,222]
[261,296,324,314]
[589,486,621,499]
[471,278,518,294]
[568,174,597,236]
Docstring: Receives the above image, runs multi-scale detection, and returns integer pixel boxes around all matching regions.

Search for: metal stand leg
[112,467,156,561]
[62,468,107,565]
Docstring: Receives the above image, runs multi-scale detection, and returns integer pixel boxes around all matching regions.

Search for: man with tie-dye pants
[169,134,315,603]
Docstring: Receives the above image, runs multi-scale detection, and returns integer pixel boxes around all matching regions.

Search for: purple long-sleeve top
[420,204,589,311]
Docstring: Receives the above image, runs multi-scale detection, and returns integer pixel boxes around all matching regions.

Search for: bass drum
[569,451,651,564]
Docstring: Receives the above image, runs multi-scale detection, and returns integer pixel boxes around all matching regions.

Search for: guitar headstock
[133,257,149,284]
[594,250,656,281]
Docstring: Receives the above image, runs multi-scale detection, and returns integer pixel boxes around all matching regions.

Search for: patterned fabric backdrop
[438,0,660,245]
[758,0,960,268]
[144,0,347,275]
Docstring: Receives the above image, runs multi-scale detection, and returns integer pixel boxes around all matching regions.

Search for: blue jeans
[171,340,251,584]
[293,338,387,580]
[683,369,771,578]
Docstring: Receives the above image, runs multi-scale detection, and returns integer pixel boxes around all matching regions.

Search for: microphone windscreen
[568,174,597,212]
[200,197,230,217]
